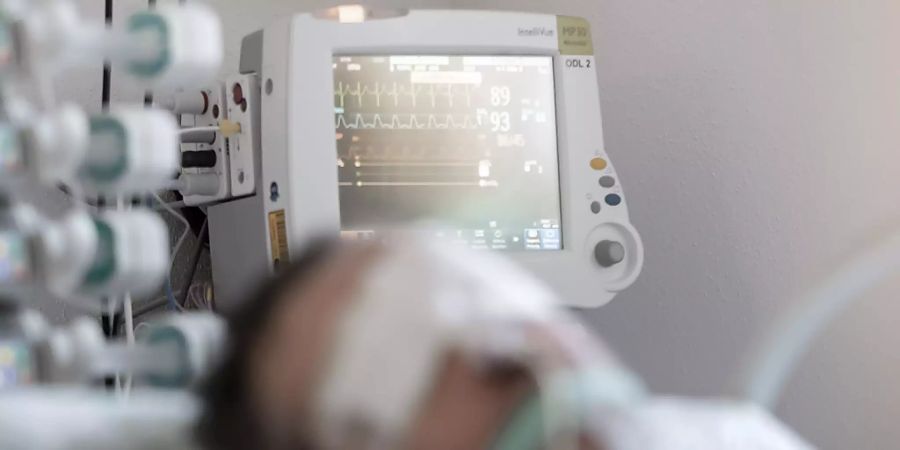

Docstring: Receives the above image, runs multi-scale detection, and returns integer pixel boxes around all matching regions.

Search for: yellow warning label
[268,210,289,271]
[557,16,594,55]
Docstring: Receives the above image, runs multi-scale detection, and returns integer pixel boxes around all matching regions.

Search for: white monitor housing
[208,8,644,309]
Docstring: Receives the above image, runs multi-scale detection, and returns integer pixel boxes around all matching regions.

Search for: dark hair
[196,240,336,450]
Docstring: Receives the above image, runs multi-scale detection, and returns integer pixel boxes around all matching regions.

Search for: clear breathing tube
[740,230,900,409]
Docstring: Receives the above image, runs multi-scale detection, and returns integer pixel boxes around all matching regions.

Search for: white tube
[180,126,220,135]
[740,230,900,408]
[0,388,199,450]
[180,128,217,144]
[157,92,209,115]
[64,24,162,68]
[91,343,180,379]
[179,173,220,197]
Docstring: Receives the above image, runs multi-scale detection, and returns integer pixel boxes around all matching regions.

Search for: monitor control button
[594,240,626,267]
[605,193,622,206]
[599,176,616,188]
[590,157,608,171]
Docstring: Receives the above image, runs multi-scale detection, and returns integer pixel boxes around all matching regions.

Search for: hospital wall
[457,1,900,449]
[63,1,900,449]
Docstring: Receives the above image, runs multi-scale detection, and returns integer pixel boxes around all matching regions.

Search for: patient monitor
[207,8,643,308]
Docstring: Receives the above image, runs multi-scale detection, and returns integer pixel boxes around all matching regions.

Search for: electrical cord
[98,0,114,376]
[133,288,187,319]
[177,218,208,310]
[153,194,190,261]
[187,283,209,310]
[144,0,157,106]
[102,0,113,111]
[165,275,178,311]
[153,192,191,311]
[152,200,186,211]
[123,291,135,397]
[124,294,135,345]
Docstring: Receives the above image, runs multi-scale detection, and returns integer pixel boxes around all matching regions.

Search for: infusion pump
[202,7,644,309]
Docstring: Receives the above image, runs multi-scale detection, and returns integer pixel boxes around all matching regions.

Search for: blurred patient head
[197,238,812,450]
[197,239,625,450]
[201,243,568,449]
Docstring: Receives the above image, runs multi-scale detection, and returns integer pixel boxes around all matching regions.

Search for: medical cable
[152,192,189,311]
[741,230,900,409]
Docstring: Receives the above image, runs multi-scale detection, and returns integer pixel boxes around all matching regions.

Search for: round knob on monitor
[594,240,626,268]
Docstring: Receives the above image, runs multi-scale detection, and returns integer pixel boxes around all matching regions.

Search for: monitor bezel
[254,10,644,307]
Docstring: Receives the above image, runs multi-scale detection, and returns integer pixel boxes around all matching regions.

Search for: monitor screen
[333,55,562,251]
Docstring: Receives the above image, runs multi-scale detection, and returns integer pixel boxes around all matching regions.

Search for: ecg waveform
[336,113,482,130]
[335,82,474,109]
